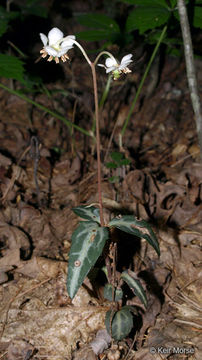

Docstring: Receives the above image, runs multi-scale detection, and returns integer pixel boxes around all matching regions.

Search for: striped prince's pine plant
[39,28,160,342]
[66,208,160,341]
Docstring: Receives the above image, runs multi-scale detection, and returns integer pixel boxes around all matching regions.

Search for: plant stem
[91,63,105,226]
[177,0,202,160]
[0,82,90,136]
[121,25,167,139]
[91,74,112,133]
[71,40,92,66]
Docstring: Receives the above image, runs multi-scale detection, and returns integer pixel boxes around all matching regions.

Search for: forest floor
[0,33,202,360]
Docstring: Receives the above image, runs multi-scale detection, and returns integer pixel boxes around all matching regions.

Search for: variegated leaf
[109,215,160,256]
[105,307,133,340]
[103,284,123,301]
[67,221,109,299]
[121,270,147,308]
[73,205,100,223]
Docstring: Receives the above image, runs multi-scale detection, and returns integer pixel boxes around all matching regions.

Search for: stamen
[61,54,69,62]
[123,68,131,74]
[40,49,48,58]
[47,56,53,62]
[61,55,66,62]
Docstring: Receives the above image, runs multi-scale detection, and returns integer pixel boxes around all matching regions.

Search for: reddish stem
[91,63,104,226]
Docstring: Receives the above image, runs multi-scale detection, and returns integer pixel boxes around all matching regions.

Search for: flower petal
[118,63,127,70]
[57,48,70,57]
[48,27,64,46]
[40,33,48,46]
[45,46,58,57]
[120,55,133,69]
[105,57,117,68]
[97,64,106,68]
[61,39,74,49]
[63,35,76,43]
[121,54,133,64]
[106,66,116,73]
[61,39,74,48]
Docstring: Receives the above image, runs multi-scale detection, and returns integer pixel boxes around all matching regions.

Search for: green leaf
[121,270,147,307]
[126,6,170,34]
[77,29,116,41]
[105,307,133,340]
[77,13,120,32]
[109,152,131,166]
[72,205,101,223]
[76,14,120,42]
[103,284,123,301]
[0,54,25,82]
[110,151,124,163]
[67,221,109,299]
[106,161,118,169]
[146,30,182,46]
[194,6,202,29]
[119,158,131,166]
[109,215,160,256]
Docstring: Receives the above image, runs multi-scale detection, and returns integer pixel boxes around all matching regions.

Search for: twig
[15,277,52,299]
[177,0,202,160]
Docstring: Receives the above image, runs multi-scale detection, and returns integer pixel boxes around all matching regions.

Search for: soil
[0,4,202,359]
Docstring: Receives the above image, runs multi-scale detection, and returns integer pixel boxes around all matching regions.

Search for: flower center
[51,38,64,51]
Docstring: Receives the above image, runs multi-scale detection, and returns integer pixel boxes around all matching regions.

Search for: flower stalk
[91,63,105,226]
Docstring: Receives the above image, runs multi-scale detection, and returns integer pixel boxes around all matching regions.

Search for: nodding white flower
[40,27,75,63]
[98,54,133,79]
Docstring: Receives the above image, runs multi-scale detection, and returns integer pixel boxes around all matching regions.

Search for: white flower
[40,27,75,63]
[98,54,133,79]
